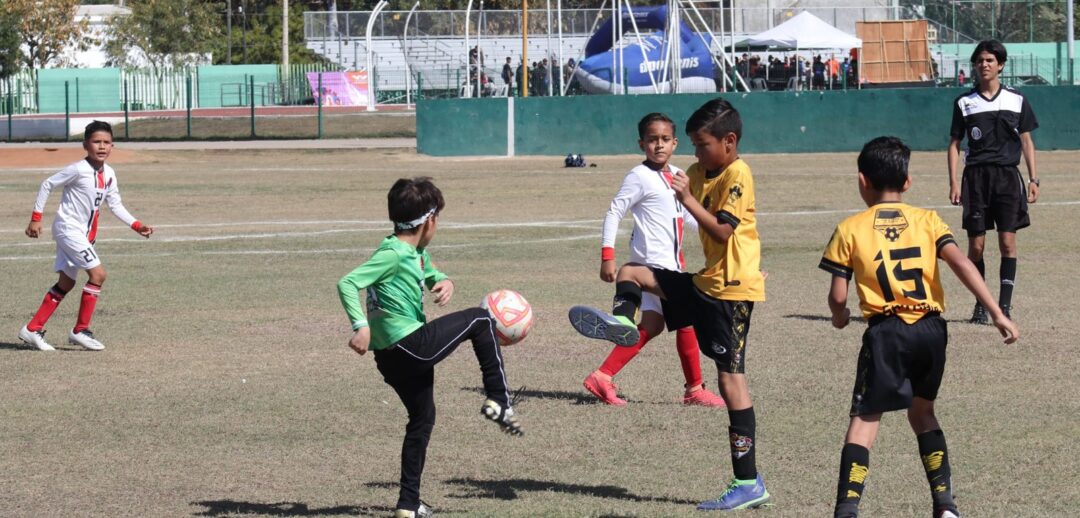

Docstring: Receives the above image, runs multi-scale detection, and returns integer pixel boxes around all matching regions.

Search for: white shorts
[641,291,663,315]
[54,233,101,279]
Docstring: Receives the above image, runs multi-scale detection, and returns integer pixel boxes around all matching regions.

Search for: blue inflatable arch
[576,5,716,94]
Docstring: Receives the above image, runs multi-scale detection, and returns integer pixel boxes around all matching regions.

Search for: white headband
[394,207,437,231]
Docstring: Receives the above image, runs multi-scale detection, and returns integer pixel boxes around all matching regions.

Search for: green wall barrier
[418,86,1080,156]
[418,97,508,156]
[37,68,122,114]
[196,64,280,108]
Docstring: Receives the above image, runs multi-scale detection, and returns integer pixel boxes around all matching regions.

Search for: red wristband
[601,247,615,262]
[131,220,142,231]
[31,212,42,222]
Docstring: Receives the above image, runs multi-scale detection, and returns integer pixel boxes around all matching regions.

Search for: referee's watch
[1029,178,1040,187]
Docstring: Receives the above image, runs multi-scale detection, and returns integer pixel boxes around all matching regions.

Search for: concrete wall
[418,86,1080,156]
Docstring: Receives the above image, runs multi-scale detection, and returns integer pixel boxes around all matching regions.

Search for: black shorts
[849,313,948,416]
[961,164,1030,236]
[651,268,753,373]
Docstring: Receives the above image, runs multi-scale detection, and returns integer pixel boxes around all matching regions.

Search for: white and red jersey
[31,159,139,243]
[601,162,697,271]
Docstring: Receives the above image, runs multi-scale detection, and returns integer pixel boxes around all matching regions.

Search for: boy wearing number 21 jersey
[19,121,154,352]
[820,137,1017,518]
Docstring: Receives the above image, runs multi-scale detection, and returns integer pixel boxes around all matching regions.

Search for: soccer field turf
[1,147,1077,517]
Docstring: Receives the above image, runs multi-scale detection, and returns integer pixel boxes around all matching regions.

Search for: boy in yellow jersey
[820,137,1018,518]
[569,98,770,511]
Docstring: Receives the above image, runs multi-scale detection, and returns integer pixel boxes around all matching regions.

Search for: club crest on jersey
[728,184,743,204]
[970,127,983,140]
[702,195,712,209]
[873,209,908,242]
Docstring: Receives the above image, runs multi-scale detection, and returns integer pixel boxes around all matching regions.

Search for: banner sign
[306,71,369,106]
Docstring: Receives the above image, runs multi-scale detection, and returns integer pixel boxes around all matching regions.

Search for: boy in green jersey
[337,177,522,518]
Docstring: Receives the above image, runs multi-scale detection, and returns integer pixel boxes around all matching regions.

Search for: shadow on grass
[784,313,867,324]
[190,500,393,517]
[445,477,697,505]
[460,386,610,406]
[0,341,33,351]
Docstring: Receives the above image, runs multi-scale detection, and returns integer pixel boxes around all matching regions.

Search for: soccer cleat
[934,507,960,518]
[968,303,989,325]
[568,306,640,346]
[583,371,627,406]
[696,474,771,511]
[393,502,434,518]
[481,399,523,436]
[18,326,55,351]
[683,387,727,408]
[68,329,105,351]
[1000,304,1012,320]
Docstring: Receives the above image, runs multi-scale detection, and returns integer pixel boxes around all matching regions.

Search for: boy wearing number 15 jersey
[18,121,154,352]
[820,137,1017,518]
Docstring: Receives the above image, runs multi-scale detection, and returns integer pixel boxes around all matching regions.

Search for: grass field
[0,147,1077,517]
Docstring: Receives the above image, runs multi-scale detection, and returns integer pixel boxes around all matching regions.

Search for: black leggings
[373,307,511,511]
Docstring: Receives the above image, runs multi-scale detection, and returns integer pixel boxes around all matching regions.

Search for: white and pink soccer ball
[481,289,534,346]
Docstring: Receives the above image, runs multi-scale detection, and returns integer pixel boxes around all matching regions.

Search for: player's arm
[26,168,77,238]
[337,250,398,354]
[1020,131,1038,203]
[671,172,733,244]
[827,276,851,329]
[947,101,966,205]
[600,172,643,282]
[104,182,153,238]
[939,243,1018,344]
[946,137,963,205]
[421,251,453,306]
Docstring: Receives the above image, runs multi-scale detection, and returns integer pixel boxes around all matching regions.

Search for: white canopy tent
[737,11,862,89]
[738,11,862,50]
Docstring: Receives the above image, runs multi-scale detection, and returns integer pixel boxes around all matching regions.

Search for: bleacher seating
[307,35,591,93]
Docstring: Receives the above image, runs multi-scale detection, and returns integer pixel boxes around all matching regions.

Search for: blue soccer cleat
[568,306,640,346]
[697,474,771,511]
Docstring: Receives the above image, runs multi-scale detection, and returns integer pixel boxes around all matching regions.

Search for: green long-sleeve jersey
[337,236,449,350]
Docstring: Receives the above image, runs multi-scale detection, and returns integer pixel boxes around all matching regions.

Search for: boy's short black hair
[858,136,910,191]
[637,112,675,139]
[84,120,113,141]
[388,177,445,232]
[970,40,1007,64]
[685,98,742,142]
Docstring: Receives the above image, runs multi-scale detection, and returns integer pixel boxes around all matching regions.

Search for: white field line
[1,201,1077,256]
[0,233,599,261]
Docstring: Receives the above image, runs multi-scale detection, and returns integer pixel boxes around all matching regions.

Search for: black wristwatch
[1029,178,1040,187]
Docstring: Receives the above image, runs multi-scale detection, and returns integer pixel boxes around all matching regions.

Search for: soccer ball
[481,289,534,346]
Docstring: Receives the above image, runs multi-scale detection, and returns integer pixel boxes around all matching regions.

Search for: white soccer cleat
[68,329,105,351]
[18,326,55,351]
[393,502,434,518]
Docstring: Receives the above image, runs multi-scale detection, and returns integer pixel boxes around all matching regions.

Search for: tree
[0,10,22,79]
[216,0,327,64]
[105,0,222,73]
[2,0,91,69]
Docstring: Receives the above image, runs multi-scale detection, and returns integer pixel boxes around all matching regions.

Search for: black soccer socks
[917,430,956,511]
[999,257,1017,310]
[834,443,870,517]
[612,281,642,321]
[728,407,757,480]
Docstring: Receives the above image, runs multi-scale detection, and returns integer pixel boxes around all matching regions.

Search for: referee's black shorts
[849,313,948,416]
[961,163,1030,236]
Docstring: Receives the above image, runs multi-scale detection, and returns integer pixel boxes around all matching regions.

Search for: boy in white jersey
[18,121,153,351]
[584,113,726,408]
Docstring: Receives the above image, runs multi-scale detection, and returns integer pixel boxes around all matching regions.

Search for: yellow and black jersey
[820,203,957,324]
[687,159,765,302]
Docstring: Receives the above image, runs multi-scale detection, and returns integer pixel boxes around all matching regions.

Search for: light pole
[227,0,232,63]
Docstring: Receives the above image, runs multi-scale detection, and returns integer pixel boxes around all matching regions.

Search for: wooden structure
[856,20,933,83]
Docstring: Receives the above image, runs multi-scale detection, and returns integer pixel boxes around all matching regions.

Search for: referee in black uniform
[946,40,1040,324]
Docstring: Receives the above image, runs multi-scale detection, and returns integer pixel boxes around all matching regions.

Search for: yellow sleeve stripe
[819,257,853,279]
